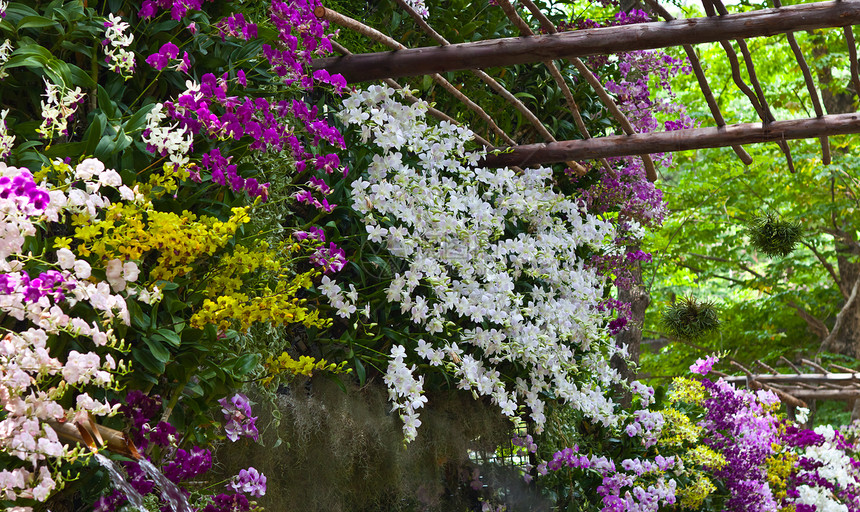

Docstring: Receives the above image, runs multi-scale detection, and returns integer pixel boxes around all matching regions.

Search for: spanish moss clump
[746,211,803,258]
[662,296,720,341]
[213,378,548,512]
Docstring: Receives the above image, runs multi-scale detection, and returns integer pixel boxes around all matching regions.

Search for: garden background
[2,0,860,511]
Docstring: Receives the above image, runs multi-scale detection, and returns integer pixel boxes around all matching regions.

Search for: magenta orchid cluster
[0,170,51,215]
[265,0,346,91]
[145,42,190,73]
[293,226,347,274]
[96,391,266,512]
[217,13,259,41]
[0,270,74,304]
[139,0,211,20]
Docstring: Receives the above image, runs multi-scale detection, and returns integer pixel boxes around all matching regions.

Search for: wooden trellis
[311,0,860,177]
[715,358,860,420]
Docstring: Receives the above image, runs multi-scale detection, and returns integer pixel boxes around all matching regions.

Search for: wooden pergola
[311,0,860,179]
[716,358,860,422]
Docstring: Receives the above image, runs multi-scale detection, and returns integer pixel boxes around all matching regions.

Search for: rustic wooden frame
[312,0,860,177]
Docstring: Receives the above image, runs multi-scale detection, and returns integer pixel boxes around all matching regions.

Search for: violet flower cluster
[218,393,259,442]
[139,0,210,20]
[699,375,781,512]
[544,445,679,512]
[265,0,345,91]
[96,391,266,512]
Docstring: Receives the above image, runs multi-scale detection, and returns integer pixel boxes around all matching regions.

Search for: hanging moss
[745,211,802,258]
[661,296,720,341]
[213,378,549,512]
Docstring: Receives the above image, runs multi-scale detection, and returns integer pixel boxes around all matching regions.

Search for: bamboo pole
[316,7,515,145]
[769,0,830,164]
[48,420,141,459]
[331,40,495,148]
[704,0,796,172]
[845,26,860,102]
[723,373,860,383]
[312,1,860,82]
[391,0,588,174]
[503,0,637,177]
[642,0,753,165]
[479,112,860,167]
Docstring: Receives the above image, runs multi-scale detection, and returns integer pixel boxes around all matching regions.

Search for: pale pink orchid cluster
[0,158,162,509]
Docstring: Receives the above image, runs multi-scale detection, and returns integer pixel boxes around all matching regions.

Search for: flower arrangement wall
[1,0,833,511]
[0,0,348,509]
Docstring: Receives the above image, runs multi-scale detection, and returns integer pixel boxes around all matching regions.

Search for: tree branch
[820,277,860,354]
[687,252,764,279]
[800,240,846,298]
[787,300,830,341]
[676,262,751,286]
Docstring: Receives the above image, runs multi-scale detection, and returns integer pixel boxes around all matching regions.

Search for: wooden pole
[313,1,860,83]
[479,112,860,167]
[642,0,754,166]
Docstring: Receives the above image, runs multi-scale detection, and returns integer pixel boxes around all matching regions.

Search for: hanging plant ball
[746,211,803,258]
[661,296,720,341]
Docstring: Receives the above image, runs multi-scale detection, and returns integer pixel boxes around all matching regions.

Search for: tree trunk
[822,248,860,356]
[612,259,649,406]
[804,36,860,357]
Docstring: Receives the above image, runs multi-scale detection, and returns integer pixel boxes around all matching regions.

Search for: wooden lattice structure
[311,0,860,177]
[715,358,860,421]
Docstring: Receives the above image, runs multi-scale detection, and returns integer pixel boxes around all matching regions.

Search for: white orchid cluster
[318,275,364,319]
[0,109,14,160]
[384,345,427,442]
[0,158,160,506]
[0,38,13,80]
[402,0,430,19]
[143,102,194,168]
[36,78,85,140]
[103,14,136,80]
[792,425,859,512]
[340,86,627,439]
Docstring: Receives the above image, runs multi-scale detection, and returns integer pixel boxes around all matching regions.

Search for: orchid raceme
[339,85,640,438]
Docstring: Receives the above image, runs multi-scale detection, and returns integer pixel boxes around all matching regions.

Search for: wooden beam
[642,0,753,166]
[771,0,830,164]
[312,0,860,83]
[723,373,860,383]
[479,112,860,167]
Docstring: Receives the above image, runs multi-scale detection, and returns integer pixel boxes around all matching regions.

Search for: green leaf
[97,85,117,119]
[127,300,150,331]
[93,135,115,160]
[132,346,166,375]
[155,328,182,348]
[232,353,260,376]
[17,16,59,30]
[143,337,172,363]
[83,114,105,157]
[44,142,87,158]
[68,63,95,88]
[184,380,204,397]
[156,281,180,291]
[354,357,366,386]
